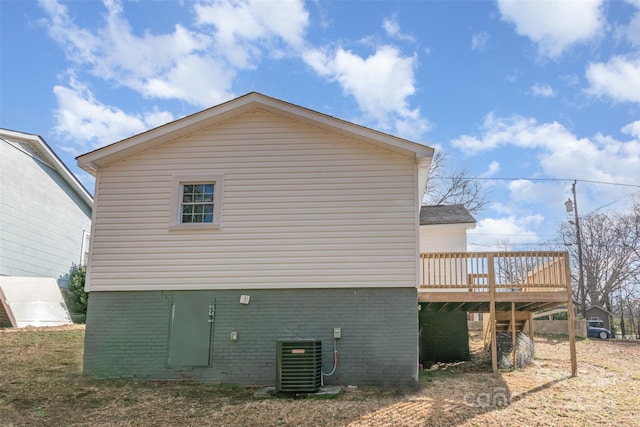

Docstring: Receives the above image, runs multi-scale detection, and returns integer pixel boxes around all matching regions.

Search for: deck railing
[420,251,570,293]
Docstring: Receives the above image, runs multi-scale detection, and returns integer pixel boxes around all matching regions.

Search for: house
[0,129,93,327]
[586,305,612,331]
[0,129,93,280]
[76,92,434,387]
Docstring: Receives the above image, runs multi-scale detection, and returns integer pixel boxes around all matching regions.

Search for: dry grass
[1,326,639,426]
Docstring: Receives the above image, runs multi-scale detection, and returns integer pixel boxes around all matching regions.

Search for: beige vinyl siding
[88,110,419,291]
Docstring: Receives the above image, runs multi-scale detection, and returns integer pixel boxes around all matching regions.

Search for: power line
[470,233,557,237]
[468,240,638,249]
[433,176,640,189]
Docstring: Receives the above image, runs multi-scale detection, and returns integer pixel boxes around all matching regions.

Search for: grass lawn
[1,325,639,426]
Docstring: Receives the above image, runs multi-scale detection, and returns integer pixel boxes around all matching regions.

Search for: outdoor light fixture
[565,199,574,212]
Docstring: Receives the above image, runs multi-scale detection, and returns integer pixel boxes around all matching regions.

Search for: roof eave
[1,129,94,208]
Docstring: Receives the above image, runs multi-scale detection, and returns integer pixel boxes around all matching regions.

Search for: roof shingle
[420,205,476,226]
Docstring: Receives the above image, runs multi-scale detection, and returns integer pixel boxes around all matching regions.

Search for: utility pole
[572,181,587,318]
[566,180,586,318]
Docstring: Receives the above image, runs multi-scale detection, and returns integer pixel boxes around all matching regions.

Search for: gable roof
[76,92,434,176]
[586,305,613,315]
[420,205,476,226]
[1,128,93,208]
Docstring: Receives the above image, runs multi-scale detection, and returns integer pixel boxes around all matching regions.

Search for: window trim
[169,174,224,230]
[80,230,90,266]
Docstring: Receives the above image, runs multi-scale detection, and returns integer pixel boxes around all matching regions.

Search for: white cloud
[615,0,640,46]
[530,83,556,98]
[303,45,430,138]
[622,120,640,138]
[39,0,309,108]
[506,68,521,83]
[194,0,309,67]
[383,17,415,42]
[52,75,174,153]
[468,215,544,250]
[471,32,490,51]
[40,0,432,143]
[140,54,236,106]
[452,113,577,153]
[560,73,580,86]
[497,0,606,58]
[38,0,101,64]
[452,113,640,185]
[585,56,640,103]
[482,160,500,177]
[507,180,568,208]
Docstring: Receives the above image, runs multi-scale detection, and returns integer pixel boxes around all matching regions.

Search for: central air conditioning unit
[276,340,322,393]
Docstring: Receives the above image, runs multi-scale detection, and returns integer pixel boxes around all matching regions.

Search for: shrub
[66,265,88,314]
[552,312,568,321]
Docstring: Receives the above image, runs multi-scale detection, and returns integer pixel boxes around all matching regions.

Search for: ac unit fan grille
[276,340,322,392]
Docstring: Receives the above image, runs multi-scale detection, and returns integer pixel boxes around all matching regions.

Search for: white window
[170,175,223,229]
[181,183,214,223]
[80,230,90,266]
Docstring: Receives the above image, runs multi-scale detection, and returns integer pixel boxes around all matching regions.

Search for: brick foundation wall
[83,288,418,387]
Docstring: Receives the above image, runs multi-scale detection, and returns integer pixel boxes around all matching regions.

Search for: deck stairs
[483,311,531,351]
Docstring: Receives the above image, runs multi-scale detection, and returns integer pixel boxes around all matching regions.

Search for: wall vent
[276,340,322,392]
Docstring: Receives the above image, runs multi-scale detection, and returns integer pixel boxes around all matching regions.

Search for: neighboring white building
[0,129,92,327]
[0,129,93,283]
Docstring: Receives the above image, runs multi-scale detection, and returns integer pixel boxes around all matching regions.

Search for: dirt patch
[1,326,638,426]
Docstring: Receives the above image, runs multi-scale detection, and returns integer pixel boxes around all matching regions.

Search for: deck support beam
[528,311,534,340]
[511,302,517,369]
[488,254,498,374]
[564,254,578,377]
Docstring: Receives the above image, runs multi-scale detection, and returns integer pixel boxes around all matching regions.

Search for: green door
[168,292,213,367]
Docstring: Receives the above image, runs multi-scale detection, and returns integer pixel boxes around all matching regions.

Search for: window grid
[181,184,214,223]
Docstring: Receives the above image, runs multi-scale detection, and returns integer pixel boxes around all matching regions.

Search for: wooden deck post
[564,253,578,377]
[488,254,498,373]
[528,311,534,340]
[511,302,517,369]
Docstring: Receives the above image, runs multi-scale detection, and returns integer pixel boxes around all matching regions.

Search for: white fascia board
[416,155,433,208]
[421,222,477,231]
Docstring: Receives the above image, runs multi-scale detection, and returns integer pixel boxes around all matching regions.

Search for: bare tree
[423,151,489,215]
[560,203,640,317]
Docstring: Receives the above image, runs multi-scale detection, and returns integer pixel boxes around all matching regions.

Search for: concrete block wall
[84,288,418,387]
[419,309,470,363]
[533,319,587,338]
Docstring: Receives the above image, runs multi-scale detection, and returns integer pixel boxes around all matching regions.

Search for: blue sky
[1,0,639,249]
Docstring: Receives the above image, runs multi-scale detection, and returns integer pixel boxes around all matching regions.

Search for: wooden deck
[419,251,571,312]
[419,251,577,375]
